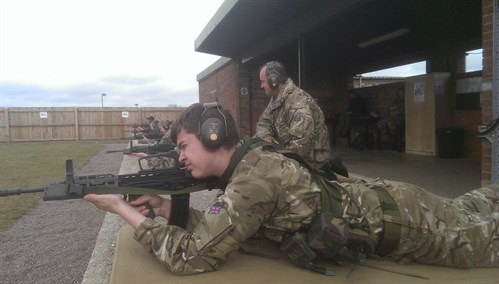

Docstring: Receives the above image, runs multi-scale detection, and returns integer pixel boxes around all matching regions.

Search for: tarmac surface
[333,145,482,198]
[82,145,482,283]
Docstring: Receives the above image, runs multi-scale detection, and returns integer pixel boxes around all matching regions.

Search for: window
[362,61,426,77]
[465,49,482,72]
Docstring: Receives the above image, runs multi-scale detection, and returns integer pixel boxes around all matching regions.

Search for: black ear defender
[266,61,281,89]
[198,102,228,150]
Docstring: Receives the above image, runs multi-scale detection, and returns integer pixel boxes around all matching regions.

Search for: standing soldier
[254,61,331,170]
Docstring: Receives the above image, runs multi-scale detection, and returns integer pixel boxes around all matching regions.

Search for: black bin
[436,127,465,158]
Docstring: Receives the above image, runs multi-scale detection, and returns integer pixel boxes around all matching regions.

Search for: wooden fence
[0,107,186,142]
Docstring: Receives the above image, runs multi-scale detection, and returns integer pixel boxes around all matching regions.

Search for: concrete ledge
[82,213,126,284]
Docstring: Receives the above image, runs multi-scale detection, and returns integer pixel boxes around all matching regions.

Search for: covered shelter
[195,0,497,185]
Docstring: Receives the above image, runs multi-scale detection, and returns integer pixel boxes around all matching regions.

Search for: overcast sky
[0,0,224,108]
[0,0,483,108]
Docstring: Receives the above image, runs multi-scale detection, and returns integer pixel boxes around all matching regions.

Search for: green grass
[0,140,116,231]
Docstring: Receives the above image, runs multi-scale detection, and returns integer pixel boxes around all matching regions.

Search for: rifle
[126,128,159,135]
[125,129,147,135]
[106,140,176,155]
[142,132,164,140]
[0,159,219,228]
[120,132,164,141]
[132,123,151,129]
[120,134,146,140]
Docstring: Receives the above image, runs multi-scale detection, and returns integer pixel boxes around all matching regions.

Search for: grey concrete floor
[333,145,482,198]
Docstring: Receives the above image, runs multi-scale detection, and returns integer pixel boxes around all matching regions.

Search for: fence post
[74,107,79,141]
[5,108,10,143]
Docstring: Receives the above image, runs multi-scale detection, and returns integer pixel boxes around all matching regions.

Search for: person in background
[254,60,331,170]
[136,116,161,144]
[376,87,405,151]
[336,92,369,138]
[132,119,176,168]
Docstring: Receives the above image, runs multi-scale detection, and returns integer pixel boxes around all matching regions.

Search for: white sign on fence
[39,112,48,119]
[122,111,129,118]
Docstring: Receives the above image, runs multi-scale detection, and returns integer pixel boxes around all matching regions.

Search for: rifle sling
[371,186,401,257]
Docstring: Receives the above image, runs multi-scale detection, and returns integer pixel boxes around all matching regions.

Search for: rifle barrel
[0,187,46,196]
[106,150,126,154]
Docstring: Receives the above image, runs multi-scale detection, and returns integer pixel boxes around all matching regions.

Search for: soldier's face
[176,129,216,179]
[260,67,275,96]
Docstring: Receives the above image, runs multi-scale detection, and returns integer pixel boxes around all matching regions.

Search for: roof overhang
[195,0,362,62]
[195,0,481,74]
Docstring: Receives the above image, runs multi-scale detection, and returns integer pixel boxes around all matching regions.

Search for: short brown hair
[170,103,240,149]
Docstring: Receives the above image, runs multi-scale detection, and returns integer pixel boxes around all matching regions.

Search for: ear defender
[266,61,281,89]
[198,103,228,150]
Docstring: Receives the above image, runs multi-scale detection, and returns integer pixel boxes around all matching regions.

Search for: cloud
[0,0,223,108]
[0,79,199,107]
[3,0,480,108]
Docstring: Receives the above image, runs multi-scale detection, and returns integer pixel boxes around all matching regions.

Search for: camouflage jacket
[134,143,323,274]
[133,143,499,274]
[146,130,175,169]
[254,78,331,169]
[159,130,173,145]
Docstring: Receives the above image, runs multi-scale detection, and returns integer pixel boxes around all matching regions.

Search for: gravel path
[0,144,125,284]
[0,143,219,284]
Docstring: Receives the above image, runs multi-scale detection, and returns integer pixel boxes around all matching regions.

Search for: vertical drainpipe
[298,34,305,88]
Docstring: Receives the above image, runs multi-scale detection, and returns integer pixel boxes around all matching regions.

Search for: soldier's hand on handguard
[129,152,148,158]
[85,194,159,229]
[84,194,127,215]
[129,195,172,219]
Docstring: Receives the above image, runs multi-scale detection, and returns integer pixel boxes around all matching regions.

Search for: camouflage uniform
[341,179,498,268]
[146,130,176,169]
[254,78,330,169]
[377,102,404,136]
[134,144,499,275]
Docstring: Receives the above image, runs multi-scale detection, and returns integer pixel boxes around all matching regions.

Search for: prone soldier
[132,119,176,169]
[85,103,499,275]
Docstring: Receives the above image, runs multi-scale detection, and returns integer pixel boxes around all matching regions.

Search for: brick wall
[238,64,252,136]
[248,67,268,135]
[199,60,251,137]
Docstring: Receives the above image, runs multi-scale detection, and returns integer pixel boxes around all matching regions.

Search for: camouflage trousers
[376,180,499,268]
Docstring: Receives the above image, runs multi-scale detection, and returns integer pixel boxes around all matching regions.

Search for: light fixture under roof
[358,28,410,48]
